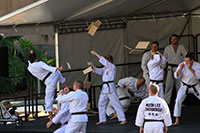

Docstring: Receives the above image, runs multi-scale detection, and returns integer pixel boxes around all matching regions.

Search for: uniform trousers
[98,91,126,122]
[174,83,200,117]
[65,120,87,133]
[45,71,64,112]
[106,98,131,116]
[144,122,164,133]
[165,66,181,104]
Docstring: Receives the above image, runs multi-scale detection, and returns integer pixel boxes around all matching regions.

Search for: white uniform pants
[65,120,87,133]
[143,73,150,88]
[106,99,131,116]
[173,83,200,117]
[165,66,181,104]
[149,82,164,99]
[98,91,126,122]
[45,71,65,112]
[144,122,164,133]
[54,124,67,133]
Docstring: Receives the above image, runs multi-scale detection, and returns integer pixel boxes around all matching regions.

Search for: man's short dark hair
[29,53,37,63]
[185,53,194,60]
[75,80,83,89]
[151,41,159,47]
[171,34,179,39]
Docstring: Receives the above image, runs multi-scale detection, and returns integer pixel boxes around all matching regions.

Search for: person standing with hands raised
[88,50,127,125]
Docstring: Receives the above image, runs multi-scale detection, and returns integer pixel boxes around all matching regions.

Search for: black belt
[119,96,130,101]
[101,81,114,93]
[42,72,52,82]
[168,63,178,67]
[71,112,87,115]
[144,119,164,124]
[168,63,178,79]
[182,81,199,96]
[150,79,163,84]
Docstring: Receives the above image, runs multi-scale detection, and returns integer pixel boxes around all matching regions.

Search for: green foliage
[0,36,55,94]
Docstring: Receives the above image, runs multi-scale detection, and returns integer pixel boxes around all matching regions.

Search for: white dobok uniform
[135,96,172,133]
[117,77,148,99]
[141,50,152,86]
[106,86,131,116]
[56,90,88,133]
[173,61,200,117]
[28,61,66,112]
[164,45,187,104]
[147,54,166,99]
[52,102,70,133]
[93,56,126,122]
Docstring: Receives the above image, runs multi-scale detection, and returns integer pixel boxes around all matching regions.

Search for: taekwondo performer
[56,80,88,133]
[135,84,172,133]
[173,53,200,126]
[27,51,67,121]
[87,50,127,125]
[147,42,167,98]
[164,34,187,104]
[46,87,71,133]
[141,41,159,86]
[117,77,148,99]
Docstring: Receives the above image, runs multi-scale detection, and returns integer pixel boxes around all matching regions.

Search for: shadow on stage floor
[0,100,200,133]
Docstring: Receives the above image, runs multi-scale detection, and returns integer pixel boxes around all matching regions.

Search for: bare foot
[173,121,180,126]
[120,120,127,125]
[96,122,107,125]
[46,121,53,128]
[110,115,117,120]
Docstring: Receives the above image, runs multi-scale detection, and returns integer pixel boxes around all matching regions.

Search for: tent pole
[55,29,60,110]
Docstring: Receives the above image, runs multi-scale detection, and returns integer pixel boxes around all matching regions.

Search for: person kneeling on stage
[56,81,88,133]
[106,77,148,120]
[46,87,71,133]
[173,53,200,126]
[118,77,148,99]
[135,84,172,133]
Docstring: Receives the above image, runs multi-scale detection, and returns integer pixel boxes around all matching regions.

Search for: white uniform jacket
[174,61,200,84]
[56,90,89,123]
[164,45,187,65]
[147,54,166,81]
[93,56,116,93]
[135,96,172,127]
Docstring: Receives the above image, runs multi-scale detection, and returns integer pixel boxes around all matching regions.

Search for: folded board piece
[83,66,93,75]
[135,41,150,49]
[87,20,102,36]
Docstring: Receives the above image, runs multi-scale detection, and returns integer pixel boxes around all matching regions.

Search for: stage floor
[0,103,200,133]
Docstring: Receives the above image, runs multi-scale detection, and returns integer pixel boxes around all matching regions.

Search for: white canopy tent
[1,0,200,86]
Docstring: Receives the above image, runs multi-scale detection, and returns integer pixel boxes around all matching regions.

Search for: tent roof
[1,0,200,26]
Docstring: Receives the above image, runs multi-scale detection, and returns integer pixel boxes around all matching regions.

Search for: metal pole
[55,29,60,110]
[24,96,28,121]
[37,79,40,95]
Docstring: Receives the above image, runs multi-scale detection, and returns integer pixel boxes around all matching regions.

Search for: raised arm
[91,50,101,59]
[87,62,103,75]
[174,63,185,79]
